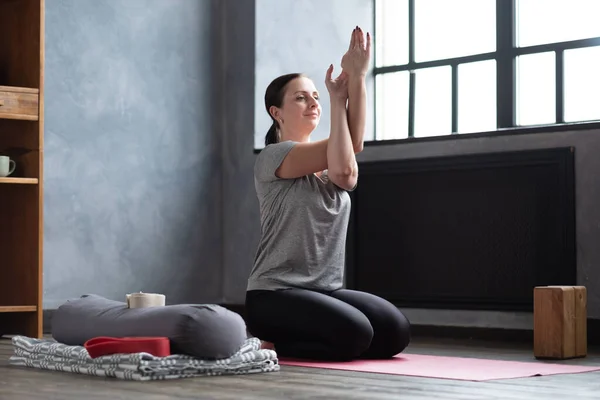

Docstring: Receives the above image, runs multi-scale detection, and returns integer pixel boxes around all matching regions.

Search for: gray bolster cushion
[50,294,247,359]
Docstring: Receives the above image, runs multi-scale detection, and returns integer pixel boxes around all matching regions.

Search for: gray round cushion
[51,294,247,359]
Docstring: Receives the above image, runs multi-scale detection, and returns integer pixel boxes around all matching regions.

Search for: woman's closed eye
[296,95,319,101]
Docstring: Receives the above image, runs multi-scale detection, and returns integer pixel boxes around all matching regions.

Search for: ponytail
[264,121,280,146]
[264,72,303,147]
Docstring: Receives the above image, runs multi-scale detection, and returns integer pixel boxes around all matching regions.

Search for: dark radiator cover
[345,147,576,311]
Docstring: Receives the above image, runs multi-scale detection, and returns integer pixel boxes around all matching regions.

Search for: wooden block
[573,286,587,357]
[533,286,587,359]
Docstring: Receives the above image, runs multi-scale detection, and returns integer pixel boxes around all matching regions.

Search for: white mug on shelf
[0,156,16,177]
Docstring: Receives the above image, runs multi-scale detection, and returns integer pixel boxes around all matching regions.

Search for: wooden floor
[1,335,600,399]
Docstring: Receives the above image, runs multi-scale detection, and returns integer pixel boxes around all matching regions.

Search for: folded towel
[9,335,279,381]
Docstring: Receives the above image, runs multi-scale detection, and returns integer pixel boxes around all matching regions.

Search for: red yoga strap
[83,336,171,358]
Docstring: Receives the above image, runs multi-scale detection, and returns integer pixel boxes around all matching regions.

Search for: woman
[245,26,411,361]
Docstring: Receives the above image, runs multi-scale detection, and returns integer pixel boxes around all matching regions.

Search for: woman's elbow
[330,169,358,191]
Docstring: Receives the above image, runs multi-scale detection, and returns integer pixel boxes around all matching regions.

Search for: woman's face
[274,77,322,137]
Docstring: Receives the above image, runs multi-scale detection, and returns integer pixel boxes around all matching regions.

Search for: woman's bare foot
[261,340,275,350]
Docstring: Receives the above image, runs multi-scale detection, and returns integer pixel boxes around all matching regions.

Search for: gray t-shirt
[246,140,353,292]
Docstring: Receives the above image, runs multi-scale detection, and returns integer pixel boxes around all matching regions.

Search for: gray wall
[220,0,257,303]
[43,0,223,308]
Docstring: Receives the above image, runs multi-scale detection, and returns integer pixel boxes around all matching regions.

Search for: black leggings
[245,288,411,361]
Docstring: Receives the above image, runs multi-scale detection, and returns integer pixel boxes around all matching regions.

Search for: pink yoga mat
[280,353,600,381]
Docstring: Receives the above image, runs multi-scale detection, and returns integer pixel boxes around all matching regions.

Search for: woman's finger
[358,27,364,49]
[349,27,356,51]
[325,64,334,81]
[365,32,371,54]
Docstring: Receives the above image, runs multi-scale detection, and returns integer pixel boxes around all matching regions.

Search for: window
[374,0,600,140]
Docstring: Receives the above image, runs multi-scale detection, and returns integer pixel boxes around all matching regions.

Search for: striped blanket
[9,335,280,381]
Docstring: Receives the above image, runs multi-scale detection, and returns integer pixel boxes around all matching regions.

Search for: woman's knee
[330,289,411,358]
[244,291,273,339]
[391,310,411,352]
[333,312,374,360]
[328,315,374,361]
[374,309,411,358]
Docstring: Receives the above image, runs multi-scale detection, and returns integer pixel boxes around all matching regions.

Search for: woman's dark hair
[264,73,304,146]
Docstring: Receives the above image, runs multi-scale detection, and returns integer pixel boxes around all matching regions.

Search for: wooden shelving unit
[0,0,44,339]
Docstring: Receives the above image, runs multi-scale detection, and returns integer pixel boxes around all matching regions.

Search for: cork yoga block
[533,286,587,359]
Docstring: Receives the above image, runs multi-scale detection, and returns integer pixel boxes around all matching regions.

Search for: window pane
[517,0,600,47]
[414,66,451,137]
[458,60,497,133]
[376,72,409,140]
[375,0,409,67]
[516,52,555,126]
[415,0,495,62]
[564,46,600,122]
